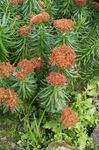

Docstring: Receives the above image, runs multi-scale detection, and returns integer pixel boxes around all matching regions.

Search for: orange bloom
[60,108,78,128]
[53,19,75,32]
[16,15,21,20]
[50,45,76,70]
[75,0,86,7]
[0,88,6,102]
[92,2,99,10]
[5,89,20,109]
[18,0,23,4]
[0,88,20,109]
[16,58,43,79]
[0,62,15,78]
[31,57,43,70]
[19,26,30,37]
[9,0,18,4]
[30,12,50,25]
[38,1,45,8]
[16,72,26,81]
[17,59,33,74]
[46,72,67,87]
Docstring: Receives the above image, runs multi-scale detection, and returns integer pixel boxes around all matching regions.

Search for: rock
[91,123,99,145]
[46,141,78,150]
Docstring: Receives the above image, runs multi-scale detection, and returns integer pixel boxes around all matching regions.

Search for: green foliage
[39,84,68,112]
[10,72,37,100]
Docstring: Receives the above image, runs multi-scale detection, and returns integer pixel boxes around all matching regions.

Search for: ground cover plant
[0,0,99,149]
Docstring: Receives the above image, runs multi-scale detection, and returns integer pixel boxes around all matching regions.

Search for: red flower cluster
[50,45,76,70]
[0,62,15,79]
[38,1,45,8]
[31,57,43,70]
[60,108,78,128]
[17,59,33,75]
[0,88,20,109]
[46,72,67,87]
[92,2,99,10]
[19,26,30,37]
[30,12,50,25]
[75,0,86,7]
[16,58,43,80]
[53,19,75,32]
[16,15,21,20]
[16,72,25,81]
[9,0,23,4]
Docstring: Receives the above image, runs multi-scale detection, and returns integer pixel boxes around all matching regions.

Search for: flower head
[50,45,76,70]
[9,0,23,4]
[30,12,50,25]
[38,1,45,8]
[46,72,67,87]
[75,0,86,7]
[19,26,30,37]
[16,72,26,81]
[53,19,75,32]
[60,108,78,128]
[91,2,99,10]
[17,59,33,74]
[18,0,23,4]
[31,57,43,69]
[0,88,20,109]
[16,15,21,20]
[0,62,15,78]
[9,0,18,4]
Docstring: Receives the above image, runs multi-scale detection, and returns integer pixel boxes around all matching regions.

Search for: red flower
[0,88,6,102]
[0,88,20,109]
[50,45,76,70]
[16,72,26,81]
[60,108,78,128]
[0,62,15,78]
[38,1,45,8]
[18,0,23,4]
[46,72,67,87]
[17,59,33,74]
[53,19,75,32]
[9,0,18,4]
[30,12,50,25]
[5,89,20,109]
[31,57,43,69]
[19,26,30,37]
[75,0,86,7]
[91,2,99,10]
[16,15,21,20]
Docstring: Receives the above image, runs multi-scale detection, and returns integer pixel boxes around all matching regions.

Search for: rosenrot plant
[0,0,99,149]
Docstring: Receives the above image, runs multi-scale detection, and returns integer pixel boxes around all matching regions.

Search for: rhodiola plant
[0,0,99,149]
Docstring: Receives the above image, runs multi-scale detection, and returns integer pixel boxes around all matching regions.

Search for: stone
[46,141,78,150]
[91,123,99,145]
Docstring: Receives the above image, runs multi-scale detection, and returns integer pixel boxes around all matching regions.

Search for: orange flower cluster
[46,72,67,87]
[75,0,86,7]
[16,58,43,80]
[50,45,76,70]
[0,62,15,79]
[30,12,50,25]
[31,57,43,70]
[16,15,21,20]
[92,2,99,10]
[0,88,20,109]
[19,26,30,37]
[60,108,78,128]
[9,0,23,4]
[53,19,75,32]
[38,1,45,8]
